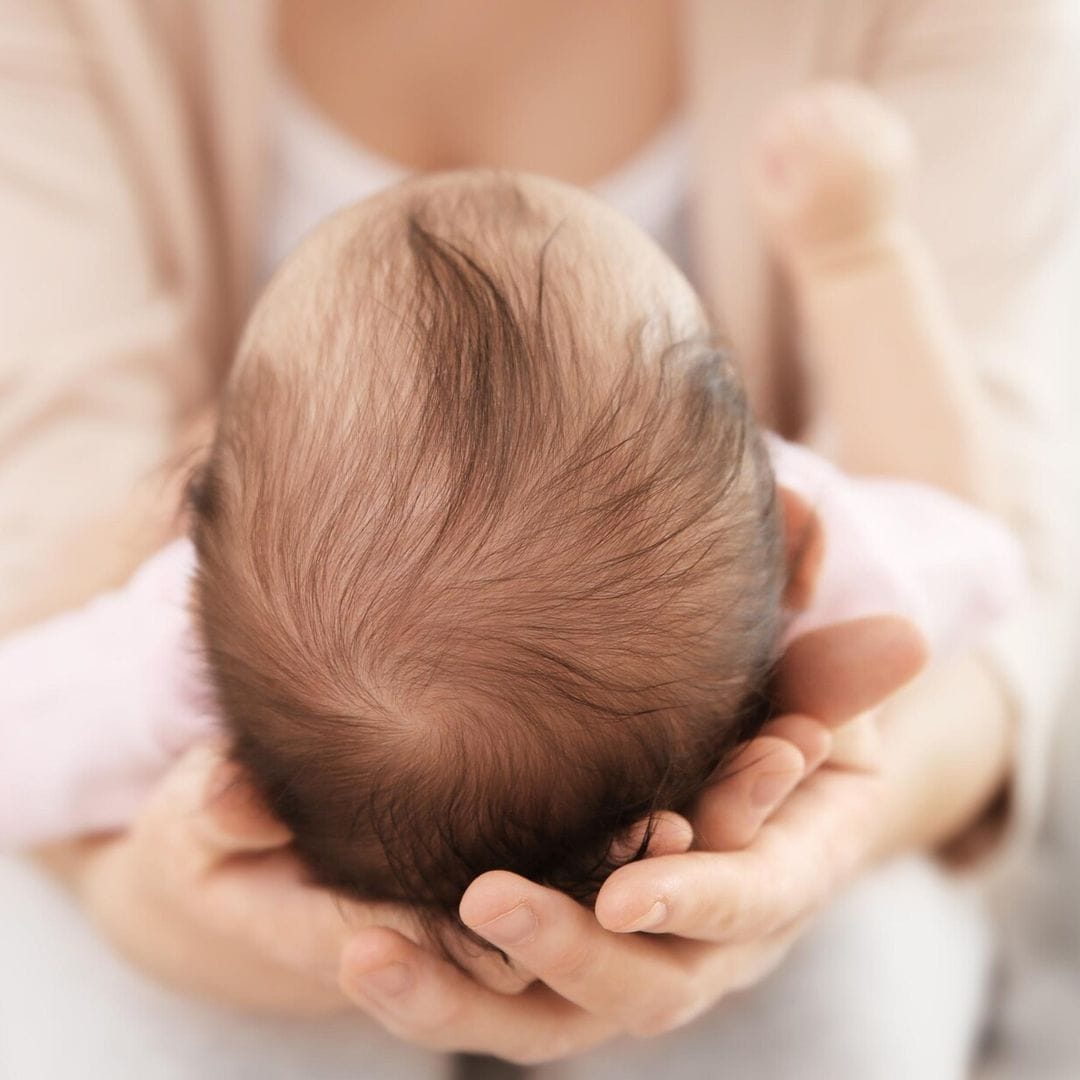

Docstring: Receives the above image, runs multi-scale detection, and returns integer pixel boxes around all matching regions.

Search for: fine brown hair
[190,175,784,939]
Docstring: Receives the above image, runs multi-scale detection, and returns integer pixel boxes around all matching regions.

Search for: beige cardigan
[2,0,1078,860]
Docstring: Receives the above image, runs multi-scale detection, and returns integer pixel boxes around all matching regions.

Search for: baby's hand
[750,82,914,274]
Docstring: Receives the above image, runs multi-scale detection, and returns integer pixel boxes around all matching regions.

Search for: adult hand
[37,741,537,1016]
[335,615,931,1064]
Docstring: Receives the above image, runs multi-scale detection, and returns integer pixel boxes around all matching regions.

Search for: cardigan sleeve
[0,0,210,635]
[863,0,1080,868]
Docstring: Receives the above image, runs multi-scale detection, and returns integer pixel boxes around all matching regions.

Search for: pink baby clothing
[0,438,1026,848]
[1,540,216,846]
[773,436,1026,652]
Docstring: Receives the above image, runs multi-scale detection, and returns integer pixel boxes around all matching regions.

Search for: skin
[280,0,680,189]
[31,4,1015,1065]
[38,611,919,1018]
[750,85,992,505]
[335,636,1009,1065]
[40,174,845,1015]
[238,169,711,388]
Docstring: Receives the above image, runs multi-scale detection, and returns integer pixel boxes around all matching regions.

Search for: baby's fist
[750,83,914,271]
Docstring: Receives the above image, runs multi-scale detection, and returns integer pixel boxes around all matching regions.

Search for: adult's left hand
[337,616,931,1064]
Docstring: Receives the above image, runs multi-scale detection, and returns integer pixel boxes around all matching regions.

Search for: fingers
[611,722,830,873]
[341,926,614,1063]
[197,755,294,853]
[776,615,928,725]
[459,871,714,1037]
[761,716,832,773]
[133,742,291,870]
[595,770,872,944]
[161,748,535,997]
[691,736,805,851]
[749,83,914,272]
[826,714,885,770]
[198,852,370,985]
[441,933,537,996]
[595,849,774,943]
[133,744,381,987]
[609,810,695,863]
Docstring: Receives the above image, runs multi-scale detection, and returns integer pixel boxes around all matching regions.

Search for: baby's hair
[190,175,784,941]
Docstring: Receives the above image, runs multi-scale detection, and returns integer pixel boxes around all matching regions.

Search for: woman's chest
[278,0,680,187]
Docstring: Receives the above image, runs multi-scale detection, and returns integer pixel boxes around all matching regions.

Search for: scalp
[191,173,783,935]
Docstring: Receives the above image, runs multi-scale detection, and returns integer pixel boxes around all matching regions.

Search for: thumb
[775,615,928,726]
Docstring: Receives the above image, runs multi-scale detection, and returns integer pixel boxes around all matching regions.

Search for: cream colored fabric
[0,853,452,1079]
[2,0,1078,864]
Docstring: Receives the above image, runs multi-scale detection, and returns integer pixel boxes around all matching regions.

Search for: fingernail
[620,900,668,933]
[472,902,537,946]
[356,962,412,998]
[751,770,798,809]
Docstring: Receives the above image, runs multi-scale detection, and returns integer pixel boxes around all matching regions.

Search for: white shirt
[258,73,693,287]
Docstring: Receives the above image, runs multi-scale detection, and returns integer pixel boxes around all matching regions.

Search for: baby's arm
[751,84,992,507]
[0,541,215,847]
[771,434,1026,769]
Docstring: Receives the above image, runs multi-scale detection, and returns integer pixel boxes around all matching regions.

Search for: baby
[191,171,784,920]
[186,89,1014,929]
[1,88,1022,938]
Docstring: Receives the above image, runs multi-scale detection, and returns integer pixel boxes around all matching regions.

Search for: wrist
[868,652,1011,864]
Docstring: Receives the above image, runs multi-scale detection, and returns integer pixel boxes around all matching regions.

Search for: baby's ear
[778,486,825,611]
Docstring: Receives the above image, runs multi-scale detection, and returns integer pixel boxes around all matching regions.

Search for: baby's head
[191,172,783,937]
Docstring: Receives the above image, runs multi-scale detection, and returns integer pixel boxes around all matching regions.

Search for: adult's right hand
[329,616,936,1065]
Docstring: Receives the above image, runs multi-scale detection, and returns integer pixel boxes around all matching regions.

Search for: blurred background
[2,2,1079,1078]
